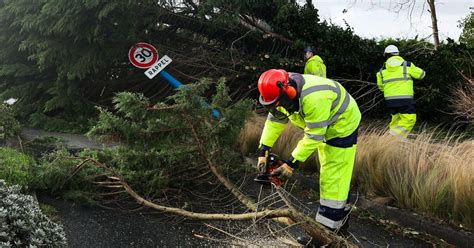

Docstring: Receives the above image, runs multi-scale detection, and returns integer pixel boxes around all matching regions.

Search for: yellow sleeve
[376,71,384,91]
[259,113,288,148]
[408,63,426,80]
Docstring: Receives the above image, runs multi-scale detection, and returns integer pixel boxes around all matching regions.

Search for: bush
[0,180,67,247]
[32,79,253,204]
[31,148,101,205]
[0,147,34,188]
[0,104,20,138]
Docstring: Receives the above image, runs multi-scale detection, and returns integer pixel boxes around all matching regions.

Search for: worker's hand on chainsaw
[271,163,294,181]
[257,145,271,173]
[257,156,267,173]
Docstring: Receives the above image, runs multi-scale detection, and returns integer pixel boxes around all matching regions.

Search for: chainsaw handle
[269,171,281,177]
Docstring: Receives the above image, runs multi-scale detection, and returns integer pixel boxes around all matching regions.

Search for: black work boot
[296,236,322,247]
[336,209,351,237]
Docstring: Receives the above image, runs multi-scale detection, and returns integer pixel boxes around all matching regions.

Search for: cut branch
[239,15,293,45]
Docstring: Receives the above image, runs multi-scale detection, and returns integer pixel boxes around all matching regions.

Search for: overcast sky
[306,0,473,41]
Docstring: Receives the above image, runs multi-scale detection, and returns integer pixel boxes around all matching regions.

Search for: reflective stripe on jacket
[259,74,361,162]
[304,55,327,78]
[376,56,425,100]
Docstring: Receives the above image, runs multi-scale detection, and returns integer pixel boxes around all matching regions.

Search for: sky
[306,0,473,41]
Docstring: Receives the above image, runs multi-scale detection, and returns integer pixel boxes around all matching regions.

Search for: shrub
[0,104,20,138]
[31,148,101,204]
[0,180,67,247]
[86,79,253,193]
[0,147,34,188]
[32,79,253,204]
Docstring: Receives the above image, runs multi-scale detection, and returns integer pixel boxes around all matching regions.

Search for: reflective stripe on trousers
[316,213,344,229]
[385,95,413,100]
[389,113,416,137]
[320,198,346,208]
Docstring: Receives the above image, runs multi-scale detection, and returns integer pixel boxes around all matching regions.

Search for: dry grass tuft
[450,77,474,122]
[356,126,473,228]
[239,115,474,229]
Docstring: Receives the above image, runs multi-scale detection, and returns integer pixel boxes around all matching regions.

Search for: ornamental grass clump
[355,126,473,229]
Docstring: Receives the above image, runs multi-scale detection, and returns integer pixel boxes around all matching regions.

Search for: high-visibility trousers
[315,130,357,229]
[388,104,416,137]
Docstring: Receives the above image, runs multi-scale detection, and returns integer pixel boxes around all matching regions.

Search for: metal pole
[158,70,221,118]
[158,70,183,88]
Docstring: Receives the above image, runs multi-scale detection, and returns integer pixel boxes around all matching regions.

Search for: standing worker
[377,45,426,137]
[303,46,327,78]
[256,69,361,243]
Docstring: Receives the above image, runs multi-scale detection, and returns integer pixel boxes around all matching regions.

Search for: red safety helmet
[258,69,296,107]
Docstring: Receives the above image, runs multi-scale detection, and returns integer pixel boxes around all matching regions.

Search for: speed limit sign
[128,42,159,69]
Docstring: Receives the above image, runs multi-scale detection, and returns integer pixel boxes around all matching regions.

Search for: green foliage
[0,0,147,131]
[32,148,100,201]
[0,104,21,138]
[87,79,253,194]
[0,0,471,131]
[0,147,33,188]
[39,203,60,223]
[28,112,91,133]
[0,180,67,247]
[459,12,474,48]
[34,79,253,202]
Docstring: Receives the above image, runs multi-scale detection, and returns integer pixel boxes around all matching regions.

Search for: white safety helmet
[384,45,399,55]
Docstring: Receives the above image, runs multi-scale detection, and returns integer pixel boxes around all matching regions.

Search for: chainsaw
[254,153,286,187]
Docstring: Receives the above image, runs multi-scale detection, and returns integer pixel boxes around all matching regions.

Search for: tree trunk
[427,0,440,49]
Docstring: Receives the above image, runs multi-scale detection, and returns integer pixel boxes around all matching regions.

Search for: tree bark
[427,0,440,49]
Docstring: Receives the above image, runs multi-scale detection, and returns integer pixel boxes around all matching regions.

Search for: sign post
[128,42,219,118]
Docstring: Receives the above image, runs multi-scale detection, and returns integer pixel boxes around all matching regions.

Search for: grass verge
[0,147,34,188]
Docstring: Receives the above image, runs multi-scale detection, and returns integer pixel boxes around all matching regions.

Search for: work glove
[271,163,294,181]
[257,156,267,174]
[256,145,271,173]
[272,156,299,181]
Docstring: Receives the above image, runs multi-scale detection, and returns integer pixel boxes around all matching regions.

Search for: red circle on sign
[128,42,159,69]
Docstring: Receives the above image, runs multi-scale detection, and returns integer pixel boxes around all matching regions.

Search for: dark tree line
[0,0,472,131]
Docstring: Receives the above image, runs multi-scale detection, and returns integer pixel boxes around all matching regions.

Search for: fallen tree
[35,80,355,246]
[64,155,353,247]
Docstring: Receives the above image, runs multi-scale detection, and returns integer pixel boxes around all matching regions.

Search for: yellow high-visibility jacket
[376,56,425,100]
[304,55,327,78]
[259,74,361,162]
